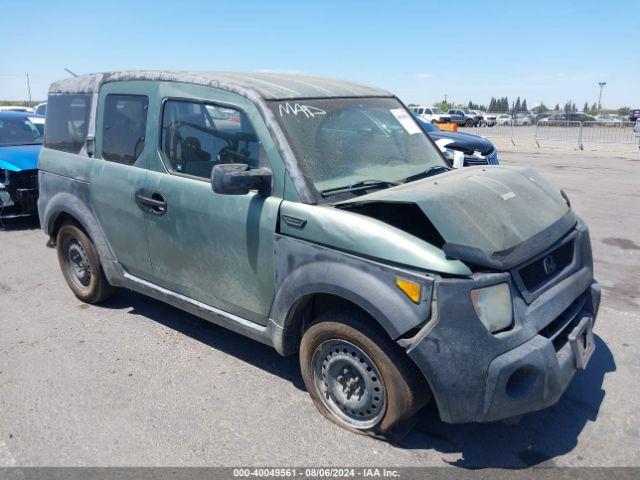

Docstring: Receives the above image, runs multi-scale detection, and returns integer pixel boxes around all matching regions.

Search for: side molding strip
[121,271,285,352]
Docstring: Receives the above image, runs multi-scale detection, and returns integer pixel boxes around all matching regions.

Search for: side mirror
[212,163,272,196]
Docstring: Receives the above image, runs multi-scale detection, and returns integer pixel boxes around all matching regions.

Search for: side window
[102,94,149,165]
[44,94,91,153]
[161,99,263,180]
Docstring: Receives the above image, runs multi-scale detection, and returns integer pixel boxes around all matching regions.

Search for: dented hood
[338,166,575,269]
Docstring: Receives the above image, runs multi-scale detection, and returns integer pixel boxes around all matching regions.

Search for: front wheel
[56,223,117,304]
[465,119,474,127]
[300,310,429,439]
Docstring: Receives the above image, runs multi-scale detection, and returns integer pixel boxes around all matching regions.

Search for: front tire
[56,223,117,304]
[465,119,474,127]
[300,309,429,439]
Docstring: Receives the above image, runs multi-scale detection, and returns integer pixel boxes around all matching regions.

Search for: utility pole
[598,82,606,111]
[26,73,32,106]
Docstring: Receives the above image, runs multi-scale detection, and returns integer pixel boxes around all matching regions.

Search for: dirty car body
[38,71,599,432]
[0,111,42,218]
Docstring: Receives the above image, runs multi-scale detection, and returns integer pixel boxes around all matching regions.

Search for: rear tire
[300,309,429,440]
[465,119,474,127]
[56,223,117,304]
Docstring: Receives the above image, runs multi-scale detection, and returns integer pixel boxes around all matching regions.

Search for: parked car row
[491,112,638,126]
[0,105,35,113]
[0,102,46,115]
[411,106,499,128]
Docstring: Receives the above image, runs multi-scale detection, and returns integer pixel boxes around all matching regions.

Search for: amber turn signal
[395,278,421,303]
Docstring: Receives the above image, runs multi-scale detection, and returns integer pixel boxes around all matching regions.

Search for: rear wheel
[300,309,429,439]
[465,119,474,127]
[56,223,117,304]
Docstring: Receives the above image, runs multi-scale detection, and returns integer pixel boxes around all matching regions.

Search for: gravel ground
[0,149,638,468]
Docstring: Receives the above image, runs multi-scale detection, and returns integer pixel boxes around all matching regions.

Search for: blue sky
[2,0,638,108]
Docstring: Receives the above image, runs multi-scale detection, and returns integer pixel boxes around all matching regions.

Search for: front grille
[539,292,587,351]
[463,149,498,167]
[519,240,574,292]
[7,169,39,189]
[1,169,39,215]
[463,156,489,166]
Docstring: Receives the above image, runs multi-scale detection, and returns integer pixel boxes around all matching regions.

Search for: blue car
[0,112,42,218]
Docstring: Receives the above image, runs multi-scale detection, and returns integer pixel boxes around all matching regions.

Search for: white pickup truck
[411,105,450,123]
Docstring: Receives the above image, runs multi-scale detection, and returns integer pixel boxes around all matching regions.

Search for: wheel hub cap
[66,240,91,288]
[312,339,387,429]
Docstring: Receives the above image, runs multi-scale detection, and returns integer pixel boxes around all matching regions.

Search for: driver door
[142,87,281,325]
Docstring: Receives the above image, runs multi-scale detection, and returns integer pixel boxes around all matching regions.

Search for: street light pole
[598,82,606,111]
[26,73,32,106]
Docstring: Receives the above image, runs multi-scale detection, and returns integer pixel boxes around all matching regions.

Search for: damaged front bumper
[404,220,600,423]
[0,169,39,218]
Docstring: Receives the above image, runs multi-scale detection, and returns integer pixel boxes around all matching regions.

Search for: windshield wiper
[320,179,401,197]
[403,165,451,183]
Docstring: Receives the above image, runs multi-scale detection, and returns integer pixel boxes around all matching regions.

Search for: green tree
[618,107,631,116]
[521,99,528,112]
[583,102,589,112]
[533,103,549,114]
[467,101,487,111]
[554,103,560,111]
[564,101,578,112]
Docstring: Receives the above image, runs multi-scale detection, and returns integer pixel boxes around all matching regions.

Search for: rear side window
[160,99,263,180]
[44,94,91,153]
[102,94,149,165]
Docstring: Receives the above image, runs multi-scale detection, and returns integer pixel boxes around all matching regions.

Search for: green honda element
[38,71,599,438]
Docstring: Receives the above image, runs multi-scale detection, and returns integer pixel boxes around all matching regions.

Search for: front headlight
[470,283,513,332]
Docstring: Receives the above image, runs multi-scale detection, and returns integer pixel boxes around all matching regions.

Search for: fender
[38,170,121,283]
[270,234,434,355]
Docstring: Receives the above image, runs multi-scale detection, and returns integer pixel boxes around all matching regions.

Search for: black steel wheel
[312,339,387,429]
[56,223,116,304]
[300,309,430,439]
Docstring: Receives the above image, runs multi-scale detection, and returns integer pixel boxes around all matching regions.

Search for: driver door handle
[135,189,167,215]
